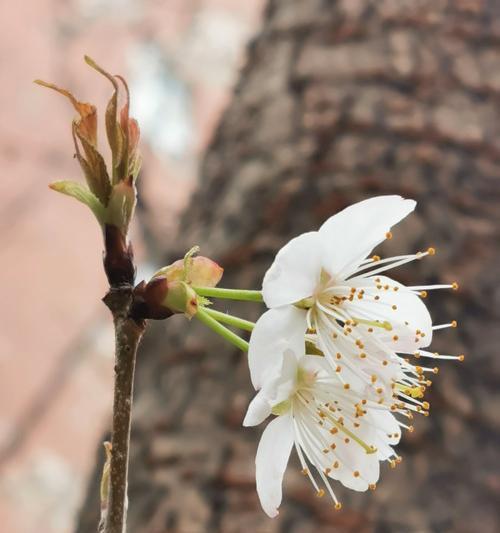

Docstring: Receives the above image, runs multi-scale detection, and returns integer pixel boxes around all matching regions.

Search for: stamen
[432,322,457,330]
[413,350,464,361]
[353,251,431,279]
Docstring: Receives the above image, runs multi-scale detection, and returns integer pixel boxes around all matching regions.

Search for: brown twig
[101,285,146,533]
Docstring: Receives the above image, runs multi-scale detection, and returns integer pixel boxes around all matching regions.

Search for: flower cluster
[244,196,461,517]
[40,59,462,527]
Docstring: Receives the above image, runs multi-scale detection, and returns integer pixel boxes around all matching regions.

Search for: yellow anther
[371,375,377,383]
[427,247,436,255]
[420,290,428,298]
[372,255,381,261]
[333,461,339,469]
[336,352,342,359]
[360,352,367,359]
[451,320,457,328]
[301,468,309,475]
[343,383,350,390]
[422,401,430,410]
[392,304,397,310]
[458,354,465,362]
[335,502,342,510]
[393,335,399,341]
[368,484,377,491]
[316,489,325,498]
[433,367,439,374]
[382,360,388,366]
[330,428,338,435]
[386,231,393,239]
[452,281,459,290]
[324,467,331,475]
[336,365,341,372]
[353,471,360,477]
[408,425,414,433]
[389,460,396,469]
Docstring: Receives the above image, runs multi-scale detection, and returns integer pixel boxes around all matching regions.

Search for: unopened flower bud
[155,256,223,288]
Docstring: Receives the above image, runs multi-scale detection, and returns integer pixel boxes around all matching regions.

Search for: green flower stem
[195,307,249,352]
[193,287,263,302]
[203,307,255,332]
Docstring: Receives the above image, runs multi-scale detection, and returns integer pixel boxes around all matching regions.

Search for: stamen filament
[354,252,429,279]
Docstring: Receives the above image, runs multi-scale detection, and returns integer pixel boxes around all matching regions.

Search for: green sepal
[163,281,198,317]
[49,180,105,223]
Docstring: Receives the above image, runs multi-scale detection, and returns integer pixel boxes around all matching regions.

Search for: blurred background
[1,1,500,532]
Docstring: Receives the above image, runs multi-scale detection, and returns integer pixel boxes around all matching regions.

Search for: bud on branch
[35,56,142,287]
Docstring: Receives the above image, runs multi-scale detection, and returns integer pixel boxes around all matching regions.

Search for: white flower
[261,196,457,403]
[245,307,403,518]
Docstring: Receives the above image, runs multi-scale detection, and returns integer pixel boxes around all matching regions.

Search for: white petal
[248,307,307,389]
[255,414,294,518]
[370,410,401,460]
[318,196,416,278]
[265,348,299,405]
[347,275,433,350]
[262,231,323,308]
[243,390,272,427]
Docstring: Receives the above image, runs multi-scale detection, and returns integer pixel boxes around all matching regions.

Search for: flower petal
[346,275,433,351]
[262,231,323,308]
[318,196,416,278]
[243,390,272,427]
[264,348,299,405]
[255,413,294,518]
[248,307,307,390]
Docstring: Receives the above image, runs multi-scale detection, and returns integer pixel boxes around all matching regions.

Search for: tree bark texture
[78,1,500,532]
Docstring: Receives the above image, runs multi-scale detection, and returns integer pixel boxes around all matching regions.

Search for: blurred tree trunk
[77,1,500,532]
